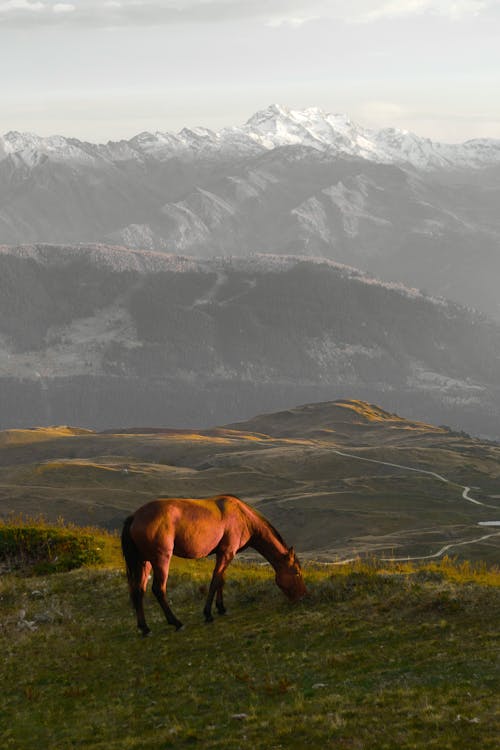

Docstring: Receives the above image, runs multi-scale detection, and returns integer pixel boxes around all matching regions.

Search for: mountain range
[2,105,500,320]
[3,104,500,170]
[1,245,499,438]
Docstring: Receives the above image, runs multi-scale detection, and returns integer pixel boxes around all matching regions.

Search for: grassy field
[0,521,499,750]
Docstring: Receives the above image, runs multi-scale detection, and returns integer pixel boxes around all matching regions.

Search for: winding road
[329,448,500,562]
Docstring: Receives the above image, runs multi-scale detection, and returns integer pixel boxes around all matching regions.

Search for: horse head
[275,546,307,602]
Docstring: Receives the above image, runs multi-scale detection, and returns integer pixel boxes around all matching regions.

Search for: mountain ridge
[1,106,499,321]
[3,104,500,171]
[1,245,499,438]
[0,243,451,305]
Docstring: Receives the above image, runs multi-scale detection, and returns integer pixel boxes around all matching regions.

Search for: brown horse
[121,494,307,635]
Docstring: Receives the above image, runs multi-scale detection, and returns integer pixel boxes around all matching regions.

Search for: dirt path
[379,531,500,561]
[331,448,499,509]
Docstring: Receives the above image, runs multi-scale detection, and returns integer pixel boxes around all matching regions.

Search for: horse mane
[235,496,288,550]
[261,516,288,549]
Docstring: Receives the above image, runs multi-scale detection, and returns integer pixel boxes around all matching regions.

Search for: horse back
[129,495,253,561]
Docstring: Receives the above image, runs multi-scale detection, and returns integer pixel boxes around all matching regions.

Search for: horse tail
[121,514,142,588]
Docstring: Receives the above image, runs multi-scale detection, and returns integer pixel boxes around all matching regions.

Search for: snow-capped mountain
[2,104,500,170]
[1,105,500,321]
[240,105,500,169]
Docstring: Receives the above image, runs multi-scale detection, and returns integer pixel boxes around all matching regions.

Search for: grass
[0,522,499,749]
[0,516,121,574]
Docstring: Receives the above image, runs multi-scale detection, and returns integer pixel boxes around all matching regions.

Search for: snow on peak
[242,104,356,152]
[0,130,101,167]
[1,106,500,171]
[241,105,500,168]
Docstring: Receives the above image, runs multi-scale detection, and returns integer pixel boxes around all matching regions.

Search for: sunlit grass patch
[304,555,500,587]
[0,426,93,448]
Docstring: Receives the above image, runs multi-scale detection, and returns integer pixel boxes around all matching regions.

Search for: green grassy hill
[1,400,499,563]
[0,523,498,750]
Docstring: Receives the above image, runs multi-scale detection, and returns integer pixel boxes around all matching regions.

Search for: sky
[1,0,499,143]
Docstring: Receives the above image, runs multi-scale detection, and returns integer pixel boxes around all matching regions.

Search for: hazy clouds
[0,0,496,27]
[0,0,499,141]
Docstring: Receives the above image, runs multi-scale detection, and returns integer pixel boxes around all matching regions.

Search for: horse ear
[287,546,295,560]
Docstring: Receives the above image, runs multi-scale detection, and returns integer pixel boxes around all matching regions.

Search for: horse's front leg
[215,585,226,616]
[151,552,184,631]
[204,551,234,623]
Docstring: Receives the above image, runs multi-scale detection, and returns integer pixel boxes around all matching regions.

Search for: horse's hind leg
[151,554,184,631]
[130,561,151,637]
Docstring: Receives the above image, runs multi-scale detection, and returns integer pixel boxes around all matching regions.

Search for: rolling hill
[1,399,499,563]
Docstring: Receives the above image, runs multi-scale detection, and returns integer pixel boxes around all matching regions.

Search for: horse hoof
[175,623,185,632]
[204,616,214,624]
[140,629,152,638]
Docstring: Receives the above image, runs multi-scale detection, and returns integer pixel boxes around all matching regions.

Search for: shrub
[0,520,109,574]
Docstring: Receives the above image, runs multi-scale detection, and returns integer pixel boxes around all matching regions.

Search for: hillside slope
[1,247,500,438]
[0,555,498,750]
